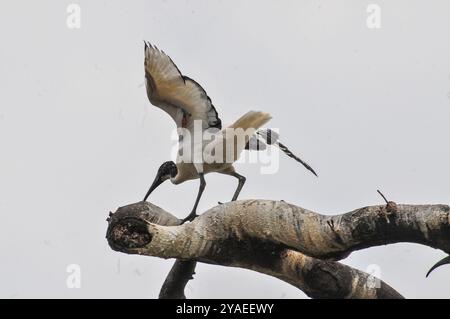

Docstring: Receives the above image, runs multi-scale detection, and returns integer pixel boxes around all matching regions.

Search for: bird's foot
[181,212,198,225]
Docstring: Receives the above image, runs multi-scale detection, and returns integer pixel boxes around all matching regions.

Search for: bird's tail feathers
[256,129,318,177]
[229,111,272,132]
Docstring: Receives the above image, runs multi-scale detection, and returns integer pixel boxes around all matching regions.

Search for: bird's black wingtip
[426,255,450,277]
[143,41,154,50]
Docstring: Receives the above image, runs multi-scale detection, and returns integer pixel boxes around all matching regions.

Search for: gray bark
[104,199,450,298]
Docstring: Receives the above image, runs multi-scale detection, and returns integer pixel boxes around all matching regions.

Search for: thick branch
[106,201,406,299]
[109,200,449,261]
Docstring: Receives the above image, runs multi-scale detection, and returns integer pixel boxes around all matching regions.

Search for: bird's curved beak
[143,171,166,202]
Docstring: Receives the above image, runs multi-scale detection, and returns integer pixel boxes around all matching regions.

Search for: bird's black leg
[231,172,246,201]
[181,173,206,224]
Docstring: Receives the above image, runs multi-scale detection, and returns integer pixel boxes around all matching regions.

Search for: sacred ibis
[142,42,317,223]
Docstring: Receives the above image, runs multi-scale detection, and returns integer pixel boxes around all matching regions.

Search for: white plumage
[142,42,317,223]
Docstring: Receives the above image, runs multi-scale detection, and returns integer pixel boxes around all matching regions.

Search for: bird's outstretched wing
[144,42,222,131]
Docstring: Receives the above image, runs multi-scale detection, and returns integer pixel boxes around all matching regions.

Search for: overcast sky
[1,0,450,298]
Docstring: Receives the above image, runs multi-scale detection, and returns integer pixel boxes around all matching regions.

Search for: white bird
[142,42,317,223]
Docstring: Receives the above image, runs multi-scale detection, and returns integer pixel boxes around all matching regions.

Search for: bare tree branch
[108,200,450,260]
[105,200,414,299]
[159,260,197,299]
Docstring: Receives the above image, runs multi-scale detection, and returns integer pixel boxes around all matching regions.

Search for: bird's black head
[158,161,178,179]
[143,161,177,202]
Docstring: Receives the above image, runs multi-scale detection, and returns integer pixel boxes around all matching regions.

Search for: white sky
[0,0,449,298]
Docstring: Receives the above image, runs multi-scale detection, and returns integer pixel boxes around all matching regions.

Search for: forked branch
[106,200,449,298]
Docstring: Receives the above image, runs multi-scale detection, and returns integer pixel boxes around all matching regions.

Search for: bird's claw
[181,212,198,225]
